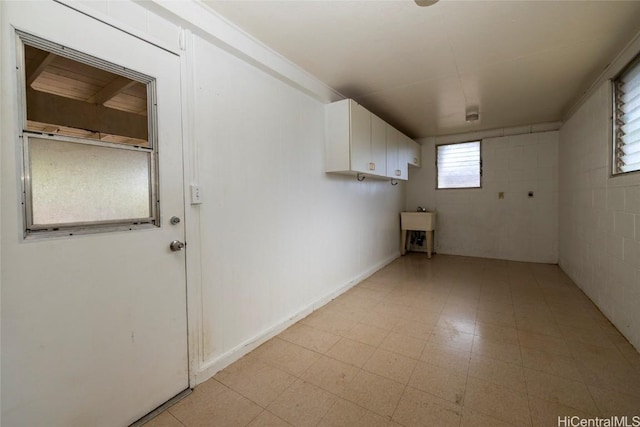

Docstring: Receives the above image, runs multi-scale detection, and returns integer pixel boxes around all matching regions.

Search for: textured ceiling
[204,0,640,138]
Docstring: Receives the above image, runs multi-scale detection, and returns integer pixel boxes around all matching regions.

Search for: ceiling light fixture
[465,109,480,123]
[414,0,439,7]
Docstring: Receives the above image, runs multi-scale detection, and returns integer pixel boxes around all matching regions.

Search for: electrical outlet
[190,184,202,204]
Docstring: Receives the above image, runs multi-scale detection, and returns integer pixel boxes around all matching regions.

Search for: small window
[17,31,158,236]
[436,141,481,189]
[613,53,640,175]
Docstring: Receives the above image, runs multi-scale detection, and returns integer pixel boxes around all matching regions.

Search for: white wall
[559,81,640,350]
[407,130,559,263]
[1,0,406,397]
[189,34,405,380]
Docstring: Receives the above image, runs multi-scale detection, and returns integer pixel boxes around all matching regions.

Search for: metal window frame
[16,31,160,238]
[611,52,640,177]
[435,140,483,190]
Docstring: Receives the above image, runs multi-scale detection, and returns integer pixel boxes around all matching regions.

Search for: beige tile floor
[147,254,640,427]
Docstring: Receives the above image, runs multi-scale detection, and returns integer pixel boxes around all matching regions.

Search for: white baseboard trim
[192,251,400,385]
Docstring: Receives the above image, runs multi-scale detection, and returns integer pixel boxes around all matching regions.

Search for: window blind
[614,56,640,174]
[437,141,481,189]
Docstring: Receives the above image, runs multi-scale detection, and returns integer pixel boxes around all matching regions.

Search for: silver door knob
[169,240,185,251]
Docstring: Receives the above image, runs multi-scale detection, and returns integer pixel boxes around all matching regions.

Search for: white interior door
[1,2,189,426]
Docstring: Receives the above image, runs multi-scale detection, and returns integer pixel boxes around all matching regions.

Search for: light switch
[190,184,202,204]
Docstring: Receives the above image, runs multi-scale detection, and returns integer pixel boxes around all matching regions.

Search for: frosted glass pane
[29,138,151,226]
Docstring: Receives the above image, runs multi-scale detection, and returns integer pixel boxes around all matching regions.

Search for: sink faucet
[417,206,427,212]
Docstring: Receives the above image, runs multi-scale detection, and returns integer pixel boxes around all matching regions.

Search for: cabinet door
[397,134,408,180]
[350,101,371,174]
[370,114,387,176]
[408,138,421,167]
[385,125,399,179]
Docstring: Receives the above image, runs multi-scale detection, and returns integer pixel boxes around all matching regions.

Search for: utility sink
[400,211,436,258]
[400,212,435,231]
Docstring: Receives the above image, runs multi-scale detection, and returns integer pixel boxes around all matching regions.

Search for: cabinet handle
[395,169,401,176]
[414,157,418,163]
[368,162,376,171]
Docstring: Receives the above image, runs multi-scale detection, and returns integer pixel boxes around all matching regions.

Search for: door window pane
[23,44,150,147]
[29,137,152,226]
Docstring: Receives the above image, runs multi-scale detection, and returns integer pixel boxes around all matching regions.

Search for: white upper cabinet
[326,99,385,177]
[407,137,421,167]
[385,125,408,180]
[325,99,419,179]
